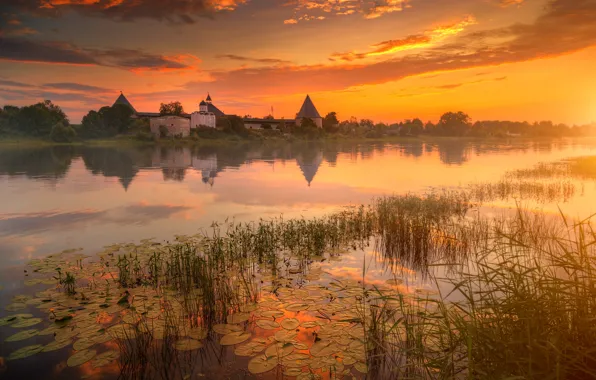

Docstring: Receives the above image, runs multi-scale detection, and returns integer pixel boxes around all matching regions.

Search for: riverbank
[0,133,585,148]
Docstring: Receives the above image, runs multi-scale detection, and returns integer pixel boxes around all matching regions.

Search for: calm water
[1,138,596,379]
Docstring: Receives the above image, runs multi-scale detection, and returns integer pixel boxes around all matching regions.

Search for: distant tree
[221,115,249,137]
[80,103,133,138]
[0,105,20,134]
[243,114,253,118]
[278,119,287,133]
[263,114,274,120]
[437,111,471,136]
[261,123,272,130]
[159,101,184,116]
[323,112,340,133]
[50,122,76,143]
[360,119,374,129]
[17,100,69,136]
[300,117,318,129]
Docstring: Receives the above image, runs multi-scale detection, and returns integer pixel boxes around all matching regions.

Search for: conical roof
[113,92,136,113]
[206,93,212,102]
[296,95,321,119]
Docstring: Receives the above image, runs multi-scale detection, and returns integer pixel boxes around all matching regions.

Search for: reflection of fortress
[0,140,515,191]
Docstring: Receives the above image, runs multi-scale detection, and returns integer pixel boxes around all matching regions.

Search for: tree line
[1,100,595,142]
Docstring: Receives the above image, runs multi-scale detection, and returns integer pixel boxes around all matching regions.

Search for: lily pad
[11,317,43,328]
[265,342,294,358]
[286,303,309,312]
[43,339,72,352]
[73,337,96,351]
[8,344,43,360]
[5,303,27,312]
[220,331,251,346]
[5,329,39,342]
[248,354,278,375]
[354,361,368,373]
[67,349,97,367]
[227,312,250,324]
[0,314,34,327]
[274,329,297,343]
[212,324,242,335]
[256,319,280,330]
[92,350,120,368]
[281,318,300,330]
[174,339,203,351]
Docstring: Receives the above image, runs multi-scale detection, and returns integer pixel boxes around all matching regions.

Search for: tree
[80,104,133,138]
[50,122,76,142]
[159,101,184,116]
[323,112,340,133]
[17,100,69,136]
[437,111,471,136]
[360,119,374,129]
[263,114,274,120]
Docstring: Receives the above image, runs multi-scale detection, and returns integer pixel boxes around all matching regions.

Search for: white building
[149,116,191,137]
[190,94,224,128]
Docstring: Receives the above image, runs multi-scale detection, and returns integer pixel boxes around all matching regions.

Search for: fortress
[113,93,323,137]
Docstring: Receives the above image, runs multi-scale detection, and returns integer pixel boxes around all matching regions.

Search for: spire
[113,92,137,113]
[296,94,321,119]
[206,93,212,103]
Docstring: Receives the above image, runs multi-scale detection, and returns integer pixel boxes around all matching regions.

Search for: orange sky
[0,0,595,124]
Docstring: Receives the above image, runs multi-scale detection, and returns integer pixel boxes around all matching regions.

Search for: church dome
[200,100,207,106]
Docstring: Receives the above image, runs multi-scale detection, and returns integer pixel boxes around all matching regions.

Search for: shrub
[50,122,76,142]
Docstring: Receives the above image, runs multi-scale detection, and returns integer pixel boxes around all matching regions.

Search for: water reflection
[1,140,592,190]
[0,139,595,268]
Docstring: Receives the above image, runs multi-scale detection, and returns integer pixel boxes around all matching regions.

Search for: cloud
[216,54,292,65]
[0,37,200,72]
[2,0,248,24]
[43,83,113,93]
[285,0,409,23]
[500,0,525,6]
[187,0,596,95]
[329,16,476,61]
[0,79,35,88]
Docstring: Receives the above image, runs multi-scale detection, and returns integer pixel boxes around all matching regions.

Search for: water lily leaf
[107,324,137,340]
[310,341,339,357]
[5,329,39,342]
[43,339,72,352]
[286,303,309,312]
[301,321,319,328]
[260,310,284,318]
[92,350,120,368]
[265,343,294,359]
[73,337,96,351]
[386,278,403,286]
[5,303,27,312]
[187,327,208,340]
[11,317,43,328]
[281,318,300,330]
[354,361,368,373]
[248,354,278,375]
[274,330,297,343]
[0,314,33,327]
[8,344,43,360]
[256,319,280,330]
[67,349,97,367]
[212,324,242,335]
[174,339,203,351]
[220,331,250,346]
[227,312,250,324]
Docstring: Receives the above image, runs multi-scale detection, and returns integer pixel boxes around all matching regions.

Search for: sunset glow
[1,0,595,124]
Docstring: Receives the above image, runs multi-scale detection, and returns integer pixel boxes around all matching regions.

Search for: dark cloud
[216,54,293,65]
[0,37,198,71]
[187,0,596,95]
[0,79,34,88]
[0,87,112,105]
[43,83,113,93]
[1,0,247,24]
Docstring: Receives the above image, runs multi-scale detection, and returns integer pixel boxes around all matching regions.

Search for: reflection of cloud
[0,204,193,236]
[0,209,106,236]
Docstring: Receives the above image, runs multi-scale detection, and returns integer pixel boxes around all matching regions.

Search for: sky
[0,0,595,124]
